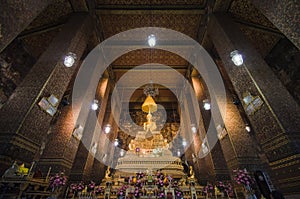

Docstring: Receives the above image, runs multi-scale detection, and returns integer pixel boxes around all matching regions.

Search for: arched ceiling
[1,0,285,106]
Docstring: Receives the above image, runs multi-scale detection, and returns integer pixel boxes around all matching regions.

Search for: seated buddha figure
[128,140,136,151]
[143,112,157,133]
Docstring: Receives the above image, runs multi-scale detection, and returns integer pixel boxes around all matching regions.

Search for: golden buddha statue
[143,112,157,133]
[105,166,111,179]
[189,166,195,179]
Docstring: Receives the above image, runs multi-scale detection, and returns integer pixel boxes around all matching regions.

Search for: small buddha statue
[105,166,111,179]
[189,166,195,179]
[143,112,157,132]
[19,163,29,176]
[129,140,136,151]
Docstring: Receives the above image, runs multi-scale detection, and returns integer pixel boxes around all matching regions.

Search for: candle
[28,161,35,176]
[46,167,52,181]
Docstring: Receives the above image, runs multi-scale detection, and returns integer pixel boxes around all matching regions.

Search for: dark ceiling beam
[213,0,234,12]
[96,3,207,10]
[68,0,88,12]
[233,18,284,37]
[96,4,206,15]
[197,0,214,45]
[17,22,65,39]
[85,0,105,42]
[96,9,205,15]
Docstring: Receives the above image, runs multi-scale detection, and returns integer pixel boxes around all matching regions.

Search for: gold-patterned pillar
[208,13,300,195]
[38,93,81,175]
[191,77,230,183]
[0,0,53,52]
[90,78,112,183]
[250,0,300,49]
[69,78,110,182]
[0,13,91,174]
[104,94,120,169]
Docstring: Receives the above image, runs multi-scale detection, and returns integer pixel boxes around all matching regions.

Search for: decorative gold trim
[263,140,289,152]
[271,160,300,170]
[269,154,300,166]
[278,176,300,183]
[9,135,40,153]
[39,158,73,169]
[278,181,300,188]
[262,134,289,150]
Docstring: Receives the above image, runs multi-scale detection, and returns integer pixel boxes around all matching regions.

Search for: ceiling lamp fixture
[103,124,111,134]
[230,50,243,66]
[147,34,156,47]
[63,52,77,67]
[203,99,211,110]
[91,99,99,110]
[245,124,251,132]
[143,82,159,97]
[114,139,119,147]
[191,124,197,134]
[120,149,125,157]
[177,149,181,157]
[182,138,187,147]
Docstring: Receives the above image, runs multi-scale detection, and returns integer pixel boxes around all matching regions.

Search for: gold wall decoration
[242,91,264,115]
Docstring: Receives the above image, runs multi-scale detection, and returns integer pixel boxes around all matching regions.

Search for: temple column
[251,0,300,49]
[105,96,120,169]
[38,92,81,175]
[90,78,112,183]
[180,81,216,183]
[191,77,230,183]
[208,13,300,195]
[0,13,91,174]
[69,78,110,182]
[192,73,261,198]
[0,0,53,52]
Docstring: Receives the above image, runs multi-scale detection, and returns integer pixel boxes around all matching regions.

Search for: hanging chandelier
[143,82,159,97]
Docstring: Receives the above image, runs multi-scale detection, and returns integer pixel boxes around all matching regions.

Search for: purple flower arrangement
[118,184,129,196]
[95,186,103,194]
[156,171,166,188]
[203,183,214,195]
[88,181,96,192]
[117,171,183,199]
[132,172,146,198]
[69,181,104,196]
[223,182,235,197]
[175,189,183,199]
[69,181,85,193]
[233,169,254,186]
[49,172,67,189]
[158,190,165,199]
[216,181,225,192]
[216,181,235,197]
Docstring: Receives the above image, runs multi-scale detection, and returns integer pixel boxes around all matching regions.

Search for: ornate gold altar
[97,126,204,199]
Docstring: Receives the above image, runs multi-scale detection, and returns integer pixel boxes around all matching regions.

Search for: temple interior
[0,0,299,199]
